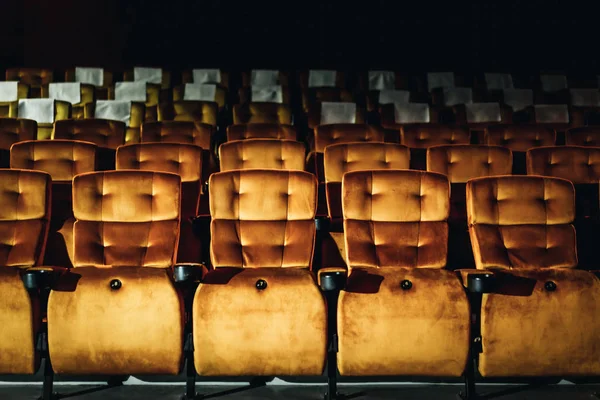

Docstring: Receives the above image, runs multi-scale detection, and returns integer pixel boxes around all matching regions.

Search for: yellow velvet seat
[52,119,126,170]
[16,100,71,140]
[193,169,327,376]
[123,68,172,89]
[158,101,218,127]
[337,170,470,376]
[116,143,203,263]
[0,83,29,118]
[110,82,162,123]
[467,176,600,377]
[566,126,600,146]
[485,125,555,174]
[527,145,600,269]
[378,103,439,130]
[6,68,53,98]
[181,69,230,89]
[0,169,51,374]
[64,68,114,100]
[172,84,227,111]
[219,138,305,172]
[41,83,96,120]
[233,103,293,125]
[47,171,184,376]
[306,103,366,130]
[426,145,513,269]
[401,124,471,170]
[84,101,146,144]
[10,139,97,267]
[0,117,37,167]
[226,123,297,141]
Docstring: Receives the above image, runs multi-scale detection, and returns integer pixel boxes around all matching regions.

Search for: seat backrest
[566,127,600,146]
[210,169,317,269]
[314,124,384,153]
[53,119,125,150]
[173,84,227,109]
[379,103,438,129]
[324,143,410,221]
[0,118,36,151]
[0,169,51,267]
[10,140,97,182]
[485,125,555,152]
[343,170,450,269]
[242,70,290,87]
[123,68,171,89]
[72,171,181,268]
[232,103,292,124]
[307,102,365,129]
[158,101,218,126]
[219,139,305,172]
[116,143,201,218]
[64,68,114,88]
[226,123,297,141]
[427,145,513,183]
[181,69,230,88]
[527,146,600,183]
[401,124,470,148]
[467,176,576,269]
[6,68,53,87]
[141,121,212,150]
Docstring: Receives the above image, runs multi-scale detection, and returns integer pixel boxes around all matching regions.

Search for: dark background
[2,0,596,74]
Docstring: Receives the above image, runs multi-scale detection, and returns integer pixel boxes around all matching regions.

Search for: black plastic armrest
[465,271,496,294]
[22,267,67,291]
[318,268,348,292]
[173,263,207,284]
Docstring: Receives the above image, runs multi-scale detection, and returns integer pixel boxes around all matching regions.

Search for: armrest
[318,267,348,292]
[22,266,68,291]
[173,263,208,284]
[315,216,330,232]
[457,269,496,293]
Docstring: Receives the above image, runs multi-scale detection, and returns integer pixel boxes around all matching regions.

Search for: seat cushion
[47,266,183,375]
[0,267,39,374]
[338,267,470,376]
[479,268,600,377]
[193,268,327,376]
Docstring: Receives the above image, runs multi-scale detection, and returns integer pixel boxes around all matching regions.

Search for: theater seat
[336,170,470,379]
[158,101,218,127]
[181,68,229,89]
[46,171,184,383]
[17,99,71,140]
[226,123,297,141]
[192,169,327,381]
[485,125,555,174]
[10,140,97,267]
[6,68,53,98]
[173,84,227,111]
[0,82,29,118]
[232,103,292,125]
[379,103,438,130]
[466,176,600,379]
[0,169,51,374]
[565,126,600,146]
[123,67,172,89]
[42,83,96,120]
[0,118,36,168]
[84,101,145,144]
[219,138,305,172]
[427,145,513,269]
[52,119,126,170]
[321,143,410,269]
[306,102,365,130]
[527,145,600,269]
[401,124,471,170]
[116,143,203,263]
[241,69,290,87]
[64,67,114,100]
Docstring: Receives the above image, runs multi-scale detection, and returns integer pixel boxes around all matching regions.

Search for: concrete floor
[0,380,599,400]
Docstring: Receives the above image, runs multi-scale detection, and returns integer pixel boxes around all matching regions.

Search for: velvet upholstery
[467,175,600,377]
[41,83,96,120]
[193,169,326,376]
[379,104,439,130]
[6,68,53,97]
[232,103,293,125]
[0,83,30,118]
[338,170,470,376]
[0,169,51,374]
[83,102,145,144]
[485,125,556,153]
[141,121,213,150]
[307,104,366,130]
[116,143,202,263]
[566,126,600,146]
[401,124,471,149]
[427,145,513,183]
[53,119,126,150]
[226,123,297,142]
[158,101,218,126]
[47,171,183,375]
[172,84,227,110]
[324,142,410,221]
[314,124,384,153]
[109,83,161,123]
[25,100,72,140]
[10,139,97,266]
[0,118,36,167]
[219,139,305,172]
[527,146,600,183]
